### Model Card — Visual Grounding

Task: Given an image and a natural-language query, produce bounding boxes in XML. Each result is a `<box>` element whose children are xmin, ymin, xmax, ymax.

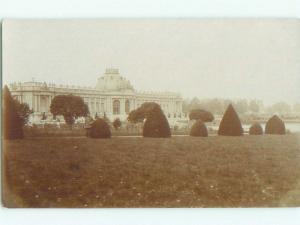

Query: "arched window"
<box><xmin>113</xmin><ymin>100</ymin><xmax>120</xmax><ymax>115</ymax></box>
<box><xmin>125</xmin><ymin>99</ymin><xmax>130</xmax><ymax>114</ymax></box>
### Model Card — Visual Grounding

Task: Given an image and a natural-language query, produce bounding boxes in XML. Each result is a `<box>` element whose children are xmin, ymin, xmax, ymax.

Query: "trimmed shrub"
<box><xmin>190</xmin><ymin>120</ymin><xmax>208</xmax><ymax>137</ymax></box>
<box><xmin>218</xmin><ymin>104</ymin><xmax>243</xmax><ymax>136</ymax></box>
<box><xmin>265</xmin><ymin>115</ymin><xmax>285</xmax><ymax>135</ymax></box>
<box><xmin>88</xmin><ymin>118</ymin><xmax>111</xmax><ymax>138</ymax></box>
<box><xmin>189</xmin><ymin>109</ymin><xmax>214</xmax><ymax>122</ymax></box>
<box><xmin>143</xmin><ymin>103</ymin><xmax>171</xmax><ymax>138</ymax></box>
<box><xmin>249</xmin><ymin>123</ymin><xmax>263</xmax><ymax>135</ymax></box>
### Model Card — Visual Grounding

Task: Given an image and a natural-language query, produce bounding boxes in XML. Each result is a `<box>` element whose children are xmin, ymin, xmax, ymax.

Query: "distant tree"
<box><xmin>182</xmin><ymin>98</ymin><xmax>191</xmax><ymax>113</ymax></box>
<box><xmin>204</xmin><ymin>98</ymin><xmax>224</xmax><ymax>115</ymax></box>
<box><xmin>3</xmin><ymin>85</ymin><xmax>24</xmax><ymax>139</ymax></box>
<box><xmin>218</xmin><ymin>104</ymin><xmax>243</xmax><ymax>136</ymax></box>
<box><xmin>249</xmin><ymin>100</ymin><xmax>261</xmax><ymax>113</ymax></box>
<box><xmin>190</xmin><ymin>120</ymin><xmax>208</xmax><ymax>137</ymax></box>
<box><xmin>267</xmin><ymin>102</ymin><xmax>291</xmax><ymax>115</ymax></box>
<box><xmin>293</xmin><ymin>103</ymin><xmax>300</xmax><ymax>114</ymax></box>
<box><xmin>50</xmin><ymin>95</ymin><xmax>89</xmax><ymax>126</ymax></box>
<box><xmin>222</xmin><ymin>100</ymin><xmax>233</xmax><ymax>113</ymax></box>
<box><xmin>249</xmin><ymin>123</ymin><xmax>263</xmax><ymax>135</ymax></box>
<box><xmin>189</xmin><ymin>97</ymin><xmax>202</xmax><ymax>110</ymax></box>
<box><xmin>234</xmin><ymin>99</ymin><xmax>248</xmax><ymax>114</ymax></box>
<box><xmin>113</xmin><ymin>118</ymin><xmax>122</xmax><ymax>130</ymax></box>
<box><xmin>189</xmin><ymin>109</ymin><xmax>214</xmax><ymax>122</ymax></box>
<box><xmin>87</xmin><ymin>118</ymin><xmax>111</xmax><ymax>138</ymax></box>
<box><xmin>265</xmin><ymin>115</ymin><xmax>285</xmax><ymax>135</ymax></box>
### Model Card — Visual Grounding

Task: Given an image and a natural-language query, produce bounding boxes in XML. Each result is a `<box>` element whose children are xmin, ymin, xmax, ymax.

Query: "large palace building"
<box><xmin>9</xmin><ymin>69</ymin><xmax>184</xmax><ymax>123</ymax></box>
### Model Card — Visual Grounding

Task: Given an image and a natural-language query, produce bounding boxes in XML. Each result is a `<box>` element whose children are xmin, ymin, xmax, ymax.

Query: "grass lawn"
<box><xmin>3</xmin><ymin>134</ymin><xmax>300</xmax><ymax>208</ymax></box>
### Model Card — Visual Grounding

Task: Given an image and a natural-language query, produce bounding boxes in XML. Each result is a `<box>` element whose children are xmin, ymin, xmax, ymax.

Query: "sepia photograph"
<box><xmin>2</xmin><ymin>18</ymin><xmax>300</xmax><ymax>208</ymax></box>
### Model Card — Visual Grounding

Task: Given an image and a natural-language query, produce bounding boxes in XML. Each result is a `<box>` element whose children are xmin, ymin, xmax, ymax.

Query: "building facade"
<box><xmin>9</xmin><ymin>69</ymin><xmax>184</xmax><ymax>123</ymax></box>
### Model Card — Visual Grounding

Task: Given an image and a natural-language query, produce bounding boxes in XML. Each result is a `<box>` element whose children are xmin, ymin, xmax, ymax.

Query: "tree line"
<box><xmin>183</xmin><ymin>97</ymin><xmax>300</xmax><ymax>115</ymax></box>
<box><xmin>3</xmin><ymin>85</ymin><xmax>296</xmax><ymax>140</ymax></box>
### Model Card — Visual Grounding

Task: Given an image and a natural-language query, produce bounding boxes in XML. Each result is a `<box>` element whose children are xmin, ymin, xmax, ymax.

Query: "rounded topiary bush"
<box><xmin>249</xmin><ymin>123</ymin><xmax>263</xmax><ymax>135</ymax></box>
<box><xmin>265</xmin><ymin>115</ymin><xmax>285</xmax><ymax>135</ymax></box>
<box><xmin>143</xmin><ymin>105</ymin><xmax>171</xmax><ymax>138</ymax></box>
<box><xmin>88</xmin><ymin>118</ymin><xmax>111</xmax><ymax>138</ymax></box>
<box><xmin>218</xmin><ymin>104</ymin><xmax>243</xmax><ymax>136</ymax></box>
<box><xmin>190</xmin><ymin>120</ymin><xmax>208</xmax><ymax>137</ymax></box>
<box><xmin>189</xmin><ymin>109</ymin><xmax>214</xmax><ymax>122</ymax></box>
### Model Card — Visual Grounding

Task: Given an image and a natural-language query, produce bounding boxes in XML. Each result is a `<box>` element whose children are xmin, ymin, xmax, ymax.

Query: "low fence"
<box><xmin>23</xmin><ymin>123</ymin><xmax>193</xmax><ymax>137</ymax></box>
<box><xmin>23</xmin><ymin>124</ymin><xmax>86</xmax><ymax>137</ymax></box>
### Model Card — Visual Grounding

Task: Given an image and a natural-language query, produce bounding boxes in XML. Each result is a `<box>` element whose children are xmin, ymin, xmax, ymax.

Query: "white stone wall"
<box><xmin>9</xmin><ymin>81</ymin><xmax>184</xmax><ymax>122</ymax></box>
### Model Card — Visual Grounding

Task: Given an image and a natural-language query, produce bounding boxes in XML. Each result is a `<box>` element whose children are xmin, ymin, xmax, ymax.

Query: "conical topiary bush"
<box><xmin>190</xmin><ymin>120</ymin><xmax>208</xmax><ymax>137</ymax></box>
<box><xmin>143</xmin><ymin>104</ymin><xmax>171</xmax><ymax>138</ymax></box>
<box><xmin>88</xmin><ymin>118</ymin><xmax>111</xmax><ymax>138</ymax></box>
<box><xmin>249</xmin><ymin>123</ymin><xmax>263</xmax><ymax>135</ymax></box>
<box><xmin>265</xmin><ymin>115</ymin><xmax>285</xmax><ymax>135</ymax></box>
<box><xmin>218</xmin><ymin>104</ymin><xmax>243</xmax><ymax>136</ymax></box>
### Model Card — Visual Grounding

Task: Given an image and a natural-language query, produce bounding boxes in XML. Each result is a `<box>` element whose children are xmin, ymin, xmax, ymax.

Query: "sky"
<box><xmin>2</xmin><ymin>19</ymin><xmax>300</xmax><ymax>105</ymax></box>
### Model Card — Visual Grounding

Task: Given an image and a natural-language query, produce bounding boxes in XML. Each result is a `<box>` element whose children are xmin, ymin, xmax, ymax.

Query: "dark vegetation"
<box><xmin>142</xmin><ymin>103</ymin><xmax>171</xmax><ymax>138</ymax></box>
<box><xmin>112</xmin><ymin>118</ymin><xmax>122</xmax><ymax>130</ymax></box>
<box><xmin>190</xmin><ymin>120</ymin><xmax>208</xmax><ymax>137</ymax></box>
<box><xmin>3</xmin><ymin>85</ymin><xmax>31</xmax><ymax>139</ymax></box>
<box><xmin>50</xmin><ymin>95</ymin><xmax>89</xmax><ymax>125</ymax></box>
<box><xmin>87</xmin><ymin>118</ymin><xmax>111</xmax><ymax>139</ymax></box>
<box><xmin>249</xmin><ymin>123</ymin><xmax>263</xmax><ymax>135</ymax></box>
<box><xmin>128</xmin><ymin>102</ymin><xmax>171</xmax><ymax>138</ymax></box>
<box><xmin>218</xmin><ymin>104</ymin><xmax>243</xmax><ymax>136</ymax></box>
<box><xmin>265</xmin><ymin>115</ymin><xmax>286</xmax><ymax>135</ymax></box>
<box><xmin>189</xmin><ymin>109</ymin><xmax>214</xmax><ymax>122</ymax></box>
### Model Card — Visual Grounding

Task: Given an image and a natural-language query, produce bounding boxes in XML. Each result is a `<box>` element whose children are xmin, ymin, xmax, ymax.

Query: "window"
<box><xmin>113</xmin><ymin>99</ymin><xmax>120</xmax><ymax>115</ymax></box>
<box><xmin>125</xmin><ymin>99</ymin><xmax>130</xmax><ymax>114</ymax></box>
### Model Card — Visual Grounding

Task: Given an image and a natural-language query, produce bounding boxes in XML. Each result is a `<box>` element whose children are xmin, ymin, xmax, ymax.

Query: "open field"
<box><xmin>3</xmin><ymin>135</ymin><xmax>300</xmax><ymax>207</ymax></box>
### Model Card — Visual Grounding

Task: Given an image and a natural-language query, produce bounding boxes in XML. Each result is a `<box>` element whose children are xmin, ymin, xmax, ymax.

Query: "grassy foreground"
<box><xmin>3</xmin><ymin>135</ymin><xmax>300</xmax><ymax>207</ymax></box>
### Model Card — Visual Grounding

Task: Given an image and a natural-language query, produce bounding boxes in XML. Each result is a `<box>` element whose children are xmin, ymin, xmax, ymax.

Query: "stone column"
<box><xmin>32</xmin><ymin>94</ymin><xmax>35</xmax><ymax>111</ymax></box>
<box><xmin>106</xmin><ymin>97</ymin><xmax>109</xmax><ymax>114</ymax></box>
<box><xmin>36</xmin><ymin>95</ymin><xmax>39</xmax><ymax>112</ymax></box>
<box><xmin>109</xmin><ymin>97</ymin><xmax>113</xmax><ymax>114</ymax></box>
<box><xmin>96</xmin><ymin>97</ymin><xmax>98</xmax><ymax>113</ymax></box>
<box><xmin>120</xmin><ymin>98</ymin><xmax>125</xmax><ymax>115</ymax></box>
<box><xmin>34</xmin><ymin>95</ymin><xmax>38</xmax><ymax>113</ymax></box>
<box><xmin>103</xmin><ymin>98</ymin><xmax>107</xmax><ymax>114</ymax></box>
<box><xmin>88</xmin><ymin>97</ymin><xmax>93</xmax><ymax>116</ymax></box>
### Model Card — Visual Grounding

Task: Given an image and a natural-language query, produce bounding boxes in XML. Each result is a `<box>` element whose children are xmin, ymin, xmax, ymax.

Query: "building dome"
<box><xmin>95</xmin><ymin>68</ymin><xmax>134</xmax><ymax>92</ymax></box>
